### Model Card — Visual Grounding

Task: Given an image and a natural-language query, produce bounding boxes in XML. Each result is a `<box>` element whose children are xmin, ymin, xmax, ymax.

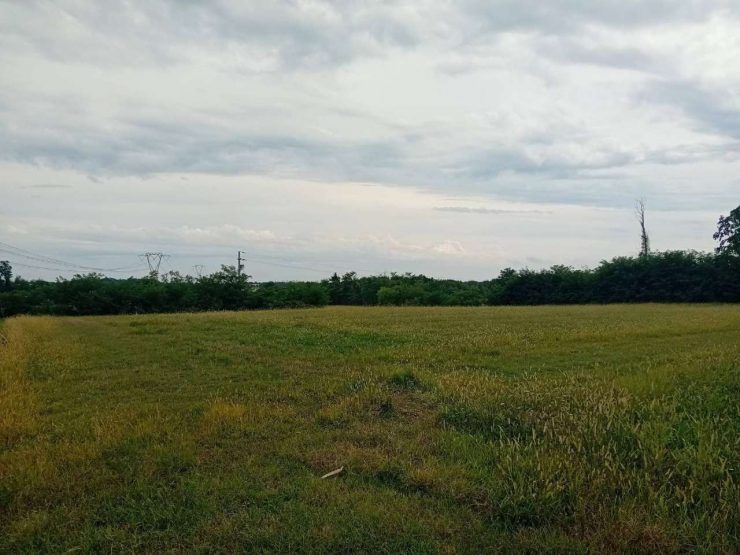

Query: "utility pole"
<box><xmin>193</xmin><ymin>264</ymin><xmax>205</xmax><ymax>278</ymax></box>
<box><xmin>237</xmin><ymin>251</ymin><xmax>245</xmax><ymax>276</ymax></box>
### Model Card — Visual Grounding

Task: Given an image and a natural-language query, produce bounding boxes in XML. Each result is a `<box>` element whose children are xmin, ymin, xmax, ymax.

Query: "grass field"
<box><xmin>1</xmin><ymin>306</ymin><xmax>739</xmax><ymax>553</ymax></box>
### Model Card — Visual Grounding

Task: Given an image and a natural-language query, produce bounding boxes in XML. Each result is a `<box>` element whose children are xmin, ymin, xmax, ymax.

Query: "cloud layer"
<box><xmin>0</xmin><ymin>1</ymin><xmax>738</xmax><ymax>278</ymax></box>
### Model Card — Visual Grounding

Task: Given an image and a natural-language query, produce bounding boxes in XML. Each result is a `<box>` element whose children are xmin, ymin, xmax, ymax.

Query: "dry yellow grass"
<box><xmin>0</xmin><ymin>317</ymin><xmax>46</xmax><ymax>450</ymax></box>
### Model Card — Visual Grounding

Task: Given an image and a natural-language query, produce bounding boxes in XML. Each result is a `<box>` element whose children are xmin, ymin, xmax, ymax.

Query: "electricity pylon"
<box><xmin>139</xmin><ymin>252</ymin><xmax>169</xmax><ymax>274</ymax></box>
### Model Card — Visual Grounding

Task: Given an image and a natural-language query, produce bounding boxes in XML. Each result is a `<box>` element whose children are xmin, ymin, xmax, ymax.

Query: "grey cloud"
<box><xmin>1</xmin><ymin>0</ymin><xmax>738</xmax><ymax>215</ymax></box>
<box><xmin>442</xmin><ymin>1</ymin><xmax>738</xmax><ymax>81</ymax></box>
<box><xmin>0</xmin><ymin>111</ymin><xmax>407</xmax><ymax>181</ymax></box>
<box><xmin>533</xmin><ymin>36</ymin><xmax>659</xmax><ymax>73</ymax></box>
<box><xmin>460</xmin><ymin>0</ymin><xmax>737</xmax><ymax>36</ymax></box>
<box><xmin>642</xmin><ymin>142</ymin><xmax>740</xmax><ymax>165</ymax></box>
<box><xmin>0</xmin><ymin>1</ymin><xmax>423</xmax><ymax>70</ymax></box>
<box><xmin>165</xmin><ymin>2</ymin><xmax>421</xmax><ymax>70</ymax></box>
<box><xmin>21</xmin><ymin>184</ymin><xmax>72</xmax><ymax>189</ymax></box>
<box><xmin>458</xmin><ymin>145</ymin><xmax>637</xmax><ymax>182</ymax></box>
<box><xmin>0</xmin><ymin>105</ymin><xmax>634</xmax><ymax>193</ymax></box>
<box><xmin>4</xmin><ymin>1</ymin><xmax>736</xmax><ymax>72</ymax></box>
<box><xmin>642</xmin><ymin>79</ymin><xmax>740</xmax><ymax>142</ymax></box>
<box><xmin>0</xmin><ymin>103</ymin><xmax>733</xmax><ymax>212</ymax></box>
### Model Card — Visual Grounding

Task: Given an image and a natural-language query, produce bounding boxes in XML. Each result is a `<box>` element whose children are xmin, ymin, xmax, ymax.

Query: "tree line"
<box><xmin>1</xmin><ymin>205</ymin><xmax>738</xmax><ymax>317</ymax></box>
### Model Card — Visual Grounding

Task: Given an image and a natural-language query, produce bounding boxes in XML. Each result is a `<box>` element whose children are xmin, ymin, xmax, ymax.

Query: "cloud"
<box><xmin>458</xmin><ymin>0</ymin><xmax>737</xmax><ymax>36</ymax></box>
<box><xmin>0</xmin><ymin>110</ymin><xmax>404</xmax><ymax>180</ymax></box>
<box><xmin>1</xmin><ymin>0</ymin><xmax>739</xmax><ymax>281</ymax></box>
<box><xmin>20</xmin><ymin>184</ymin><xmax>72</xmax><ymax>189</ymax></box>
<box><xmin>360</xmin><ymin>235</ymin><xmax>473</xmax><ymax>260</ymax></box>
<box><xmin>433</xmin><ymin>240</ymin><xmax>467</xmax><ymax>255</ymax></box>
<box><xmin>20</xmin><ymin>223</ymin><xmax>284</xmax><ymax>250</ymax></box>
<box><xmin>2</xmin><ymin>90</ymin><xmax>731</xmax><ymax>209</ymax></box>
<box><xmin>435</xmin><ymin>206</ymin><xmax>550</xmax><ymax>215</ymax></box>
<box><xmin>0</xmin><ymin>1</ymin><xmax>423</xmax><ymax>70</ymax></box>
<box><xmin>533</xmin><ymin>36</ymin><xmax>658</xmax><ymax>73</ymax></box>
<box><xmin>642</xmin><ymin>79</ymin><xmax>740</xmax><ymax>142</ymax></box>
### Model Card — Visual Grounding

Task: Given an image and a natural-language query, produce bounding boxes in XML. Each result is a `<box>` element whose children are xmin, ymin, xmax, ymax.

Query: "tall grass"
<box><xmin>0</xmin><ymin>317</ymin><xmax>43</xmax><ymax>450</ymax></box>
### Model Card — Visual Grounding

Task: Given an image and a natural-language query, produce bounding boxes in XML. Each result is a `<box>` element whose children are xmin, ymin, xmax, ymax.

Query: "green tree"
<box><xmin>325</xmin><ymin>272</ymin><xmax>343</xmax><ymax>304</ymax></box>
<box><xmin>340</xmin><ymin>271</ymin><xmax>361</xmax><ymax>304</ymax></box>
<box><xmin>0</xmin><ymin>261</ymin><xmax>12</xmax><ymax>290</ymax></box>
<box><xmin>195</xmin><ymin>265</ymin><xmax>252</xmax><ymax>310</ymax></box>
<box><xmin>714</xmin><ymin>205</ymin><xmax>740</xmax><ymax>256</ymax></box>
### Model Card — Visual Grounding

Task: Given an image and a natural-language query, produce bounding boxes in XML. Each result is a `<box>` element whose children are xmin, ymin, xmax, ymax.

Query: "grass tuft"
<box><xmin>388</xmin><ymin>370</ymin><xmax>422</xmax><ymax>390</ymax></box>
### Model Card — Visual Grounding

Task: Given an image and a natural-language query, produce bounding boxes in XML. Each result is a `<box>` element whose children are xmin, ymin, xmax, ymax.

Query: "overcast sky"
<box><xmin>1</xmin><ymin>1</ymin><xmax>739</xmax><ymax>280</ymax></box>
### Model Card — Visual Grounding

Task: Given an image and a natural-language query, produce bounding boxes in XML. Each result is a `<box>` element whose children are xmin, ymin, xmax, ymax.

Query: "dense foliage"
<box><xmin>714</xmin><ymin>205</ymin><xmax>740</xmax><ymax>256</ymax></box>
<box><xmin>0</xmin><ymin>266</ymin><xmax>329</xmax><ymax>317</ymax></box>
<box><xmin>1</xmin><ymin>249</ymin><xmax>739</xmax><ymax>317</ymax></box>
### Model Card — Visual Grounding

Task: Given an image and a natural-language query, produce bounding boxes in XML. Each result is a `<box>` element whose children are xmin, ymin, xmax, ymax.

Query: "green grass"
<box><xmin>1</xmin><ymin>305</ymin><xmax>739</xmax><ymax>553</ymax></box>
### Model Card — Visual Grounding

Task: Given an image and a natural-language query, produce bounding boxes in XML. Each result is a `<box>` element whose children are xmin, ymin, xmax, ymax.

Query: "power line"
<box><xmin>245</xmin><ymin>252</ymin><xmax>375</xmax><ymax>274</ymax></box>
<box><xmin>0</xmin><ymin>241</ymin><xmax>144</xmax><ymax>273</ymax></box>
<box><xmin>247</xmin><ymin>257</ymin><xmax>328</xmax><ymax>274</ymax></box>
<box><xmin>5</xmin><ymin>259</ymin><xmax>145</xmax><ymax>275</ymax></box>
<box><xmin>182</xmin><ymin>251</ymin><xmax>359</xmax><ymax>275</ymax></box>
<box><xmin>0</xmin><ymin>239</ymin><xmax>374</xmax><ymax>279</ymax></box>
<box><xmin>232</xmin><ymin>250</ymin><xmax>333</xmax><ymax>276</ymax></box>
<box><xmin>0</xmin><ymin>242</ymin><xmax>100</xmax><ymax>269</ymax></box>
<box><xmin>4</xmin><ymin>260</ymin><xmax>81</xmax><ymax>273</ymax></box>
<box><xmin>0</xmin><ymin>246</ymin><xmax>96</xmax><ymax>270</ymax></box>
<box><xmin>0</xmin><ymin>250</ymin><xmax>145</xmax><ymax>273</ymax></box>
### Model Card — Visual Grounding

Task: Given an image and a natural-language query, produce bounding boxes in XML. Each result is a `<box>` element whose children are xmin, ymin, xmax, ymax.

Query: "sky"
<box><xmin>1</xmin><ymin>1</ymin><xmax>739</xmax><ymax>281</ymax></box>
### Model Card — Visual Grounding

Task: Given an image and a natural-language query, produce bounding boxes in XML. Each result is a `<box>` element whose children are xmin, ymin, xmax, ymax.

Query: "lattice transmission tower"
<box><xmin>139</xmin><ymin>252</ymin><xmax>169</xmax><ymax>274</ymax></box>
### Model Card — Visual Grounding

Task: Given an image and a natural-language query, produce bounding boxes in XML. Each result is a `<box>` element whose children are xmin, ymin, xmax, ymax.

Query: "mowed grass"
<box><xmin>1</xmin><ymin>306</ymin><xmax>739</xmax><ymax>553</ymax></box>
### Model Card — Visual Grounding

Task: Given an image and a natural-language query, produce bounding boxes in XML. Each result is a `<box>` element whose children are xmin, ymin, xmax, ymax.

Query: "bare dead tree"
<box><xmin>635</xmin><ymin>198</ymin><xmax>650</xmax><ymax>257</ymax></box>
